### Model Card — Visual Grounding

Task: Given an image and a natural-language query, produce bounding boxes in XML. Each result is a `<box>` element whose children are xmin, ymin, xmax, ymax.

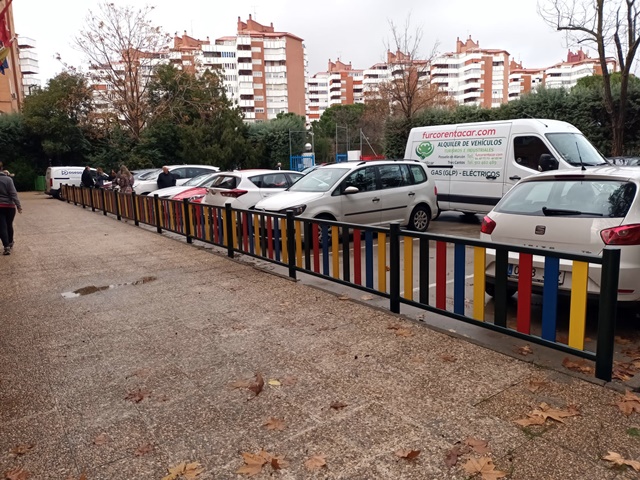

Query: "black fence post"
<box><xmin>389</xmin><ymin>223</ymin><xmax>401</xmax><ymax>314</ymax></box>
<box><xmin>114</xmin><ymin>192</ymin><xmax>121</xmax><ymax>221</ymax></box>
<box><xmin>286</xmin><ymin>210</ymin><xmax>296</xmax><ymax>280</ymax></box>
<box><xmin>595</xmin><ymin>247</ymin><xmax>620</xmax><ymax>382</ymax></box>
<box><xmin>81</xmin><ymin>187</ymin><xmax>86</xmax><ymax>209</ymax></box>
<box><xmin>132</xmin><ymin>192</ymin><xmax>139</xmax><ymax>226</ymax></box>
<box><xmin>153</xmin><ymin>194</ymin><xmax>162</xmax><ymax>233</ymax></box>
<box><xmin>494</xmin><ymin>249</ymin><xmax>509</xmax><ymax>328</ymax></box>
<box><xmin>101</xmin><ymin>188</ymin><xmax>107</xmax><ymax>216</ymax></box>
<box><xmin>90</xmin><ymin>187</ymin><xmax>95</xmax><ymax>212</ymax></box>
<box><xmin>183</xmin><ymin>198</ymin><xmax>193</xmax><ymax>244</ymax></box>
<box><xmin>225</xmin><ymin>202</ymin><xmax>234</xmax><ymax>258</ymax></box>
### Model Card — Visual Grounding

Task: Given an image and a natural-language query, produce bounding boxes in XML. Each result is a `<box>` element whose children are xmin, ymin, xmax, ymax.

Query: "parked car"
<box><xmin>153</xmin><ymin>172</ymin><xmax>221</xmax><ymax>199</ymax></box>
<box><xmin>201</xmin><ymin>170</ymin><xmax>304</xmax><ymax>210</ymax></box>
<box><xmin>254</xmin><ymin>160</ymin><xmax>438</xmax><ymax>232</ymax></box>
<box><xmin>480</xmin><ymin>166</ymin><xmax>640</xmax><ymax>303</ymax></box>
<box><xmin>134</xmin><ymin>165</ymin><xmax>220</xmax><ymax>195</ymax></box>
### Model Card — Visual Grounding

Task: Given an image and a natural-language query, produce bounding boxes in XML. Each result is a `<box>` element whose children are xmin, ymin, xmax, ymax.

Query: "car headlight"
<box><xmin>188</xmin><ymin>194</ymin><xmax>205</xmax><ymax>202</ymax></box>
<box><xmin>279</xmin><ymin>204</ymin><xmax>306</xmax><ymax>215</ymax></box>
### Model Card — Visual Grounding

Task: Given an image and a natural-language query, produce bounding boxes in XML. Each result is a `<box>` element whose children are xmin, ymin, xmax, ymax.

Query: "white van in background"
<box><xmin>404</xmin><ymin>119</ymin><xmax>609</xmax><ymax>215</ymax></box>
<box><xmin>45</xmin><ymin>167</ymin><xmax>108</xmax><ymax>199</ymax></box>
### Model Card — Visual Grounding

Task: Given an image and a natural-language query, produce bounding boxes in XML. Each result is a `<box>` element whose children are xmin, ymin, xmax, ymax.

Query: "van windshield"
<box><xmin>545</xmin><ymin>133</ymin><xmax>608</xmax><ymax>167</ymax></box>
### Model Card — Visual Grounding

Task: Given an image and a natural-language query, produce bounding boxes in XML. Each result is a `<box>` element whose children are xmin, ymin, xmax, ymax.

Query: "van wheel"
<box><xmin>485</xmin><ymin>282</ymin><xmax>517</xmax><ymax>298</ymax></box>
<box><xmin>409</xmin><ymin>205</ymin><xmax>431</xmax><ymax>232</ymax></box>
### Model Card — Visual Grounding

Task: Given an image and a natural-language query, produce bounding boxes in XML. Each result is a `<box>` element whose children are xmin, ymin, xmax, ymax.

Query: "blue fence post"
<box><xmin>389</xmin><ymin>223</ymin><xmax>401</xmax><ymax>314</ymax></box>
<box><xmin>595</xmin><ymin>247</ymin><xmax>620</xmax><ymax>382</ymax></box>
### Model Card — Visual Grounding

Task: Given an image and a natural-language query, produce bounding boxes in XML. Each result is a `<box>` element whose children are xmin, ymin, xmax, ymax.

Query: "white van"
<box><xmin>404</xmin><ymin>119</ymin><xmax>609</xmax><ymax>215</ymax></box>
<box><xmin>45</xmin><ymin>167</ymin><xmax>108</xmax><ymax>199</ymax></box>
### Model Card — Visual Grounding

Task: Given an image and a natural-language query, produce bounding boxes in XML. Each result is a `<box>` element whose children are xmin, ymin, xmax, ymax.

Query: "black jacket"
<box><xmin>157</xmin><ymin>171</ymin><xmax>176</xmax><ymax>189</ymax></box>
<box><xmin>81</xmin><ymin>169</ymin><xmax>95</xmax><ymax>188</ymax></box>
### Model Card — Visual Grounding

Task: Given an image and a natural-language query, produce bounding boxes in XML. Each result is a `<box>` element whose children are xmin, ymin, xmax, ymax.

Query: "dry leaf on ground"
<box><xmin>444</xmin><ymin>445</ymin><xmax>462</xmax><ymax>468</ymax></box>
<box><xmin>615</xmin><ymin>336</ymin><xmax>633</xmax><ymax>345</ymax></box>
<box><xmin>263</xmin><ymin>417</ymin><xmax>286</xmax><ymax>431</ymax></box>
<box><xmin>516</xmin><ymin>345</ymin><xmax>533</xmax><ymax>356</ymax></box>
<box><xmin>395</xmin><ymin>449</ymin><xmax>420</xmax><ymax>460</ymax></box>
<box><xmin>93</xmin><ymin>433</ymin><xmax>110</xmax><ymax>446</ymax></box>
<box><xmin>236</xmin><ymin>452</ymin><xmax>267</xmax><ymax>476</ymax></box>
<box><xmin>527</xmin><ymin>378</ymin><xmax>549</xmax><ymax>393</ymax></box>
<box><xmin>162</xmin><ymin>461</ymin><xmax>204</xmax><ymax>480</ymax></box>
<box><xmin>395</xmin><ymin>328</ymin><xmax>413</xmax><ymax>337</ymax></box>
<box><xmin>248</xmin><ymin>373</ymin><xmax>264</xmax><ymax>397</ymax></box>
<box><xmin>267</xmin><ymin>379</ymin><xmax>281</xmax><ymax>387</ymax></box>
<box><xmin>463</xmin><ymin>457</ymin><xmax>507</xmax><ymax>480</ymax></box>
<box><xmin>623</xmin><ymin>347</ymin><xmax>640</xmax><ymax>360</ymax></box>
<box><xmin>125</xmin><ymin>388</ymin><xmax>151</xmax><ymax>403</ymax></box>
<box><xmin>134</xmin><ymin>443</ymin><xmax>154</xmax><ymax>456</ymax></box>
<box><xmin>616</xmin><ymin>390</ymin><xmax>640</xmax><ymax>416</ymax></box>
<box><xmin>514</xmin><ymin>402</ymin><xmax>580</xmax><ymax>427</ymax></box>
<box><xmin>9</xmin><ymin>444</ymin><xmax>34</xmax><ymax>456</ymax></box>
<box><xmin>562</xmin><ymin>357</ymin><xmax>594</xmax><ymax>375</ymax></box>
<box><xmin>465</xmin><ymin>437</ymin><xmax>491</xmax><ymax>455</ymax></box>
<box><xmin>602</xmin><ymin>451</ymin><xmax>640</xmax><ymax>471</ymax></box>
<box><xmin>305</xmin><ymin>454</ymin><xmax>327</xmax><ymax>471</ymax></box>
<box><xmin>613</xmin><ymin>362</ymin><xmax>638</xmax><ymax>381</ymax></box>
<box><xmin>4</xmin><ymin>467</ymin><xmax>30</xmax><ymax>480</ymax></box>
<box><xmin>338</xmin><ymin>295</ymin><xmax>350</xmax><ymax>300</ymax></box>
<box><xmin>360</xmin><ymin>295</ymin><xmax>374</xmax><ymax>301</ymax></box>
<box><xmin>330</xmin><ymin>401</ymin><xmax>348</xmax><ymax>410</ymax></box>
<box><xmin>439</xmin><ymin>354</ymin><xmax>457</xmax><ymax>362</ymax></box>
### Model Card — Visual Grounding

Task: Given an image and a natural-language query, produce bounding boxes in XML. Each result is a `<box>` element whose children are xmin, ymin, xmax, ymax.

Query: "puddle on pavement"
<box><xmin>61</xmin><ymin>276</ymin><xmax>157</xmax><ymax>299</ymax></box>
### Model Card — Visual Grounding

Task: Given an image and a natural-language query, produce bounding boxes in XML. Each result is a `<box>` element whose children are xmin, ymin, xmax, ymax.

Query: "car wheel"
<box><xmin>485</xmin><ymin>281</ymin><xmax>517</xmax><ymax>298</ymax></box>
<box><xmin>315</xmin><ymin>214</ymin><xmax>336</xmax><ymax>244</ymax></box>
<box><xmin>409</xmin><ymin>204</ymin><xmax>432</xmax><ymax>232</ymax></box>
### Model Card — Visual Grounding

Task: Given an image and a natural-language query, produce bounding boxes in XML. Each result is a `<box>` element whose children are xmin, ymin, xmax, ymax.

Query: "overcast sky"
<box><xmin>14</xmin><ymin>0</ymin><xmax>581</xmax><ymax>84</ymax></box>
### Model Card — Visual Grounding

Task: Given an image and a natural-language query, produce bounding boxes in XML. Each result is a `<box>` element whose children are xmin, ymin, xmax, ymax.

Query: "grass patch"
<box><xmin>627</xmin><ymin>427</ymin><xmax>640</xmax><ymax>438</ymax></box>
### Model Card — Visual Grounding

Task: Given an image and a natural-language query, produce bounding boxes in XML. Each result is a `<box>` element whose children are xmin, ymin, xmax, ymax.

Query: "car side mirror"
<box><xmin>344</xmin><ymin>186</ymin><xmax>359</xmax><ymax>194</ymax></box>
<box><xmin>538</xmin><ymin>154</ymin><xmax>559</xmax><ymax>172</ymax></box>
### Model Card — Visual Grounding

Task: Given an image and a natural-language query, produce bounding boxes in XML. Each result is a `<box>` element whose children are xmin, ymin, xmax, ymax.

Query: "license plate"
<box><xmin>507</xmin><ymin>264</ymin><xmax>565</xmax><ymax>286</ymax></box>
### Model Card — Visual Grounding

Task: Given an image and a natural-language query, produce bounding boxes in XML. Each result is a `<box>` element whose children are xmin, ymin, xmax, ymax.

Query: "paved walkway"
<box><xmin>1</xmin><ymin>192</ymin><xmax>639</xmax><ymax>479</ymax></box>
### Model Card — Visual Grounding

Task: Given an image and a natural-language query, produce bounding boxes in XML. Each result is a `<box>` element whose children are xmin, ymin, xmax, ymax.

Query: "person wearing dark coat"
<box><xmin>157</xmin><ymin>166</ymin><xmax>176</xmax><ymax>190</ymax></box>
<box><xmin>81</xmin><ymin>166</ymin><xmax>95</xmax><ymax>188</ymax></box>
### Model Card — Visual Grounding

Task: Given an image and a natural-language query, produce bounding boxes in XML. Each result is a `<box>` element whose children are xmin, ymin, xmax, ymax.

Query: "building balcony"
<box><xmin>17</xmin><ymin>36</ymin><xmax>36</xmax><ymax>49</ymax></box>
<box><xmin>19</xmin><ymin>60</ymin><xmax>39</xmax><ymax>75</ymax></box>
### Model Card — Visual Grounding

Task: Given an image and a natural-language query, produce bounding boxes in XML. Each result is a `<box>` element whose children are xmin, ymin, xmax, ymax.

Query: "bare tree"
<box><xmin>539</xmin><ymin>0</ymin><xmax>640</xmax><ymax>155</ymax></box>
<box><xmin>371</xmin><ymin>18</ymin><xmax>451</xmax><ymax>120</ymax></box>
<box><xmin>75</xmin><ymin>2</ymin><xmax>170</xmax><ymax>140</ymax></box>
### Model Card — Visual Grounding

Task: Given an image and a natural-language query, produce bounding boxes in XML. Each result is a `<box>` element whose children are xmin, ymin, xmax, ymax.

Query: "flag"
<box><xmin>0</xmin><ymin>0</ymin><xmax>13</xmax><ymax>47</ymax></box>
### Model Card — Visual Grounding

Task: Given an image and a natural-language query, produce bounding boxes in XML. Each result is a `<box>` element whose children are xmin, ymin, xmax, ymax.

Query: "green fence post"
<box><xmin>595</xmin><ymin>247</ymin><xmax>620</xmax><ymax>382</ymax></box>
<box><xmin>389</xmin><ymin>223</ymin><xmax>401</xmax><ymax>314</ymax></box>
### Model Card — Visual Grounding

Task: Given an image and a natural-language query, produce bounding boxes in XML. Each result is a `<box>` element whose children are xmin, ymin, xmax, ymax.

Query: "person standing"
<box><xmin>157</xmin><ymin>166</ymin><xmax>176</xmax><ymax>190</ymax></box>
<box><xmin>117</xmin><ymin>165</ymin><xmax>135</xmax><ymax>194</ymax></box>
<box><xmin>0</xmin><ymin>169</ymin><xmax>22</xmax><ymax>255</ymax></box>
<box><xmin>95</xmin><ymin>167</ymin><xmax>105</xmax><ymax>188</ymax></box>
<box><xmin>81</xmin><ymin>166</ymin><xmax>95</xmax><ymax>188</ymax></box>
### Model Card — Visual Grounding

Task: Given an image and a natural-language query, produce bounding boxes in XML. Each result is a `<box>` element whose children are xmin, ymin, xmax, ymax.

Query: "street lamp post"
<box><xmin>335</xmin><ymin>125</ymin><xmax>349</xmax><ymax>163</ymax></box>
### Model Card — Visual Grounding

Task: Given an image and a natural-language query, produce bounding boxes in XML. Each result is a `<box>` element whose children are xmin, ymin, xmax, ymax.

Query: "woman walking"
<box><xmin>116</xmin><ymin>166</ymin><xmax>135</xmax><ymax>194</ymax></box>
<box><xmin>0</xmin><ymin>169</ymin><xmax>22</xmax><ymax>255</ymax></box>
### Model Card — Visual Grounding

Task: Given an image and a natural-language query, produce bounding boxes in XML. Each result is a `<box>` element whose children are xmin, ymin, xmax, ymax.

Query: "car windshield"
<box><xmin>138</xmin><ymin>169</ymin><xmax>161</xmax><ymax>180</ymax></box>
<box><xmin>196</xmin><ymin>173</ymin><xmax>221</xmax><ymax>187</ymax></box>
<box><xmin>495</xmin><ymin>179</ymin><xmax>636</xmax><ymax>218</ymax></box>
<box><xmin>545</xmin><ymin>133</ymin><xmax>608</xmax><ymax>167</ymax></box>
<box><xmin>184</xmin><ymin>173</ymin><xmax>213</xmax><ymax>186</ymax></box>
<box><xmin>288</xmin><ymin>168</ymin><xmax>349</xmax><ymax>192</ymax></box>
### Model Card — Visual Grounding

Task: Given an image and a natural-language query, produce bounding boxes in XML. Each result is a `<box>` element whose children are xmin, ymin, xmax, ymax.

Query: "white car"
<box><xmin>134</xmin><ymin>165</ymin><xmax>219</xmax><ymax>195</ymax></box>
<box><xmin>201</xmin><ymin>169</ymin><xmax>304</xmax><ymax>209</ymax></box>
<box><xmin>254</xmin><ymin>160</ymin><xmax>438</xmax><ymax>231</ymax></box>
<box><xmin>481</xmin><ymin>166</ymin><xmax>640</xmax><ymax>303</ymax></box>
<box><xmin>152</xmin><ymin>172</ymin><xmax>221</xmax><ymax>199</ymax></box>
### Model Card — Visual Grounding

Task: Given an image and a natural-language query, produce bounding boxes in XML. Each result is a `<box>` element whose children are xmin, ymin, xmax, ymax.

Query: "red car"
<box><xmin>171</xmin><ymin>187</ymin><xmax>208</xmax><ymax>203</ymax></box>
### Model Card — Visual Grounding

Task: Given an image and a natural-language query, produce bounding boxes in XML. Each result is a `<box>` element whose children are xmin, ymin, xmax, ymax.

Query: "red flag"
<box><xmin>0</xmin><ymin>0</ymin><xmax>13</xmax><ymax>47</ymax></box>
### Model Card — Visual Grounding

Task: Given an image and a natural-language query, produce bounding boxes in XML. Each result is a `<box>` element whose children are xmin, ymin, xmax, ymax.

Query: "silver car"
<box><xmin>481</xmin><ymin>166</ymin><xmax>640</xmax><ymax>303</ymax></box>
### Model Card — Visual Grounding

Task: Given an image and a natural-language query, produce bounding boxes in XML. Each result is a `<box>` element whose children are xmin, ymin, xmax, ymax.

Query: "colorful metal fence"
<box><xmin>62</xmin><ymin>185</ymin><xmax>620</xmax><ymax>381</ymax></box>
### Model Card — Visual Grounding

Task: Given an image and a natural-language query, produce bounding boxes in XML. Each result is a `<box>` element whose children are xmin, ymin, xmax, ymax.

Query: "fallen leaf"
<box><xmin>248</xmin><ymin>373</ymin><xmax>264</xmax><ymax>397</ymax></box>
<box><xmin>463</xmin><ymin>457</ymin><xmax>507</xmax><ymax>480</ymax></box>
<box><xmin>263</xmin><ymin>417</ymin><xmax>286</xmax><ymax>431</ymax></box>
<box><xmin>93</xmin><ymin>433</ymin><xmax>110</xmax><ymax>446</ymax></box>
<box><xmin>615</xmin><ymin>336</ymin><xmax>633</xmax><ymax>345</ymax></box>
<box><xmin>603</xmin><ymin>451</ymin><xmax>640</xmax><ymax>471</ymax></box>
<box><xmin>338</xmin><ymin>295</ymin><xmax>350</xmax><ymax>300</ymax></box>
<box><xmin>439</xmin><ymin>354</ymin><xmax>457</xmax><ymax>362</ymax></box>
<box><xmin>516</xmin><ymin>345</ymin><xmax>533</xmax><ymax>356</ymax></box>
<box><xmin>330</xmin><ymin>401</ymin><xmax>348</xmax><ymax>410</ymax></box>
<box><xmin>65</xmin><ymin>472</ymin><xmax>88</xmax><ymax>480</ymax></box>
<box><xmin>395</xmin><ymin>328</ymin><xmax>413</xmax><ymax>337</ymax></box>
<box><xmin>267</xmin><ymin>379</ymin><xmax>281</xmax><ymax>387</ymax></box>
<box><xmin>562</xmin><ymin>357</ymin><xmax>594</xmax><ymax>375</ymax></box>
<box><xmin>395</xmin><ymin>449</ymin><xmax>420</xmax><ymax>460</ymax></box>
<box><xmin>271</xmin><ymin>457</ymin><xmax>289</xmax><ymax>470</ymax></box>
<box><xmin>623</xmin><ymin>347</ymin><xmax>640</xmax><ymax>360</ymax></box>
<box><xmin>465</xmin><ymin>437</ymin><xmax>491</xmax><ymax>455</ymax></box>
<box><xmin>125</xmin><ymin>388</ymin><xmax>151</xmax><ymax>403</ymax></box>
<box><xmin>9</xmin><ymin>444</ymin><xmax>34</xmax><ymax>456</ymax></box>
<box><xmin>444</xmin><ymin>445</ymin><xmax>462</xmax><ymax>468</ymax></box>
<box><xmin>360</xmin><ymin>294</ymin><xmax>374</xmax><ymax>301</ymax></box>
<box><xmin>236</xmin><ymin>452</ymin><xmax>267</xmax><ymax>476</ymax></box>
<box><xmin>281</xmin><ymin>375</ymin><xmax>297</xmax><ymax>386</ymax></box>
<box><xmin>4</xmin><ymin>467</ymin><xmax>30</xmax><ymax>480</ymax></box>
<box><xmin>134</xmin><ymin>443</ymin><xmax>154</xmax><ymax>456</ymax></box>
<box><xmin>527</xmin><ymin>378</ymin><xmax>549</xmax><ymax>393</ymax></box>
<box><xmin>515</xmin><ymin>402</ymin><xmax>580</xmax><ymax>426</ymax></box>
<box><xmin>304</xmin><ymin>454</ymin><xmax>327</xmax><ymax>471</ymax></box>
<box><xmin>616</xmin><ymin>390</ymin><xmax>640</xmax><ymax>416</ymax></box>
<box><xmin>162</xmin><ymin>461</ymin><xmax>204</xmax><ymax>480</ymax></box>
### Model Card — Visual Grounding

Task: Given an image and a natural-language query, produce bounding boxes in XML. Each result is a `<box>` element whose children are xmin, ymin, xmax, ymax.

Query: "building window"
<box><xmin>255</xmin><ymin>95</ymin><xmax>264</xmax><ymax>102</ymax></box>
<box><xmin>252</xmin><ymin>59</ymin><xmax>262</xmax><ymax>65</ymax></box>
<box><xmin>254</xmin><ymin>83</ymin><xmax>263</xmax><ymax>89</ymax></box>
<box><xmin>253</xmin><ymin>70</ymin><xmax>263</xmax><ymax>77</ymax></box>
<box><xmin>256</xmin><ymin>107</ymin><xmax>264</xmax><ymax>113</ymax></box>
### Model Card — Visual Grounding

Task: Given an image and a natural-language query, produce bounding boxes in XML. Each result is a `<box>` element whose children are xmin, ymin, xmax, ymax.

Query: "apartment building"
<box><xmin>0</xmin><ymin>0</ymin><xmax>22</xmax><ymax>114</ymax></box>
<box><xmin>544</xmin><ymin>49</ymin><xmax>616</xmax><ymax>90</ymax></box>
<box><xmin>18</xmin><ymin>35</ymin><xmax>39</xmax><ymax>96</ymax></box>
<box><xmin>307</xmin><ymin>59</ymin><xmax>363</xmax><ymax>122</ymax></box>
<box><xmin>507</xmin><ymin>59</ymin><xmax>544</xmax><ymax>101</ymax></box>
<box><xmin>430</xmin><ymin>36</ymin><xmax>510</xmax><ymax>108</ymax></box>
